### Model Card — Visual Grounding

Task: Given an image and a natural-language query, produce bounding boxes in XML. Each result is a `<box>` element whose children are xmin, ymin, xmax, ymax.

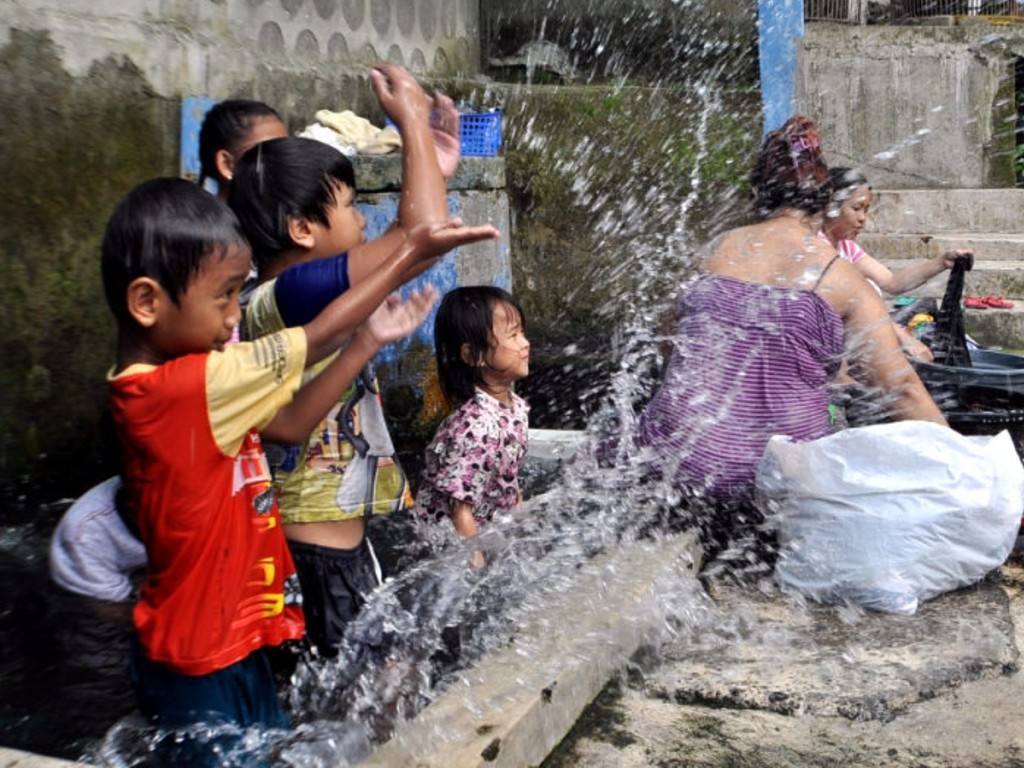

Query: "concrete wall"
<box><xmin>796</xmin><ymin>21</ymin><xmax>1021</xmax><ymax>188</ymax></box>
<box><xmin>2</xmin><ymin>0</ymin><xmax>480</xmax><ymax>94</ymax></box>
<box><xmin>0</xmin><ymin>0</ymin><xmax>499</xmax><ymax>498</ymax></box>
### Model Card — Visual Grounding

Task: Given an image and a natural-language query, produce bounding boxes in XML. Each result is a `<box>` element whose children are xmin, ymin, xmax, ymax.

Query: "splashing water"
<box><xmin>3</xmin><ymin>5</ymin><xmax>969</xmax><ymax>764</ymax></box>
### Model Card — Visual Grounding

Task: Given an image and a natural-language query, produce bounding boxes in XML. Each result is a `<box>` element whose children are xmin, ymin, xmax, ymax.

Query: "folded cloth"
<box><xmin>314</xmin><ymin>109</ymin><xmax>402</xmax><ymax>154</ymax></box>
<box><xmin>297</xmin><ymin>123</ymin><xmax>357</xmax><ymax>156</ymax></box>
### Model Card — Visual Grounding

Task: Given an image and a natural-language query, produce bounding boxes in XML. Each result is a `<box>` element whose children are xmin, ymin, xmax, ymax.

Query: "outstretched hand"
<box><xmin>405</xmin><ymin>218</ymin><xmax>500</xmax><ymax>264</ymax></box>
<box><xmin>431</xmin><ymin>92</ymin><xmax>461</xmax><ymax>181</ymax></box>
<box><xmin>362</xmin><ymin>286</ymin><xmax>440</xmax><ymax>347</ymax></box>
<box><xmin>371</xmin><ymin>64</ymin><xmax>431</xmax><ymax>130</ymax></box>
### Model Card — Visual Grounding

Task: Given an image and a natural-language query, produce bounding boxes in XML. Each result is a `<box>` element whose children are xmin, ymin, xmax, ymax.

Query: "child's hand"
<box><xmin>431</xmin><ymin>93</ymin><xmax>461</xmax><ymax>181</ymax></box>
<box><xmin>405</xmin><ymin>218</ymin><xmax>500</xmax><ymax>263</ymax></box>
<box><xmin>370</xmin><ymin>64</ymin><xmax>431</xmax><ymax>130</ymax></box>
<box><xmin>361</xmin><ymin>286</ymin><xmax>440</xmax><ymax>347</ymax></box>
<box><xmin>469</xmin><ymin>549</ymin><xmax>485</xmax><ymax>569</ymax></box>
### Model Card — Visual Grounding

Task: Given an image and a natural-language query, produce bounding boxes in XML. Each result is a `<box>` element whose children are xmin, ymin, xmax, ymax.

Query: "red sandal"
<box><xmin>984</xmin><ymin>296</ymin><xmax>1014</xmax><ymax>309</ymax></box>
<box><xmin>964</xmin><ymin>296</ymin><xmax>989</xmax><ymax>309</ymax></box>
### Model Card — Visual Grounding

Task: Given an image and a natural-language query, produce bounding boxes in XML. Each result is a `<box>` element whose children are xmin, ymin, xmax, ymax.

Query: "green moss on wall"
<box><xmin>462</xmin><ymin>83</ymin><xmax>759</xmax><ymax>425</ymax></box>
<box><xmin>0</xmin><ymin>29</ymin><xmax>177</xmax><ymax>503</ymax></box>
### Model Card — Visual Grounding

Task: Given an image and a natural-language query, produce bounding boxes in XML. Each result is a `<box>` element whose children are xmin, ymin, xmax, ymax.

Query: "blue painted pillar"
<box><xmin>758</xmin><ymin>0</ymin><xmax>804</xmax><ymax>134</ymax></box>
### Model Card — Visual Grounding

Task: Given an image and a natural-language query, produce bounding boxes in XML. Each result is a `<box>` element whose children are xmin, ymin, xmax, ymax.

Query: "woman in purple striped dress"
<box><xmin>637</xmin><ymin>116</ymin><xmax>946</xmax><ymax>579</ymax></box>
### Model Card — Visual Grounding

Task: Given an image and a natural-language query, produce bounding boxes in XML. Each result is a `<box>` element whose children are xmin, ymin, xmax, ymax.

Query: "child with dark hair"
<box><xmin>102</xmin><ymin>175</ymin><xmax>489</xmax><ymax>765</ymax></box>
<box><xmin>198</xmin><ymin>99</ymin><xmax>288</xmax><ymax>199</ymax></box>
<box><xmin>229</xmin><ymin>64</ymin><xmax>496</xmax><ymax>657</ymax></box>
<box><xmin>413</xmin><ymin>286</ymin><xmax>530</xmax><ymax>568</ymax></box>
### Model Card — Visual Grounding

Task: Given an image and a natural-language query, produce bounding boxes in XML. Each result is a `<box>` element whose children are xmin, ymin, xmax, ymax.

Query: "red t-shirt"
<box><xmin>109</xmin><ymin>329</ymin><xmax>308</xmax><ymax>676</ymax></box>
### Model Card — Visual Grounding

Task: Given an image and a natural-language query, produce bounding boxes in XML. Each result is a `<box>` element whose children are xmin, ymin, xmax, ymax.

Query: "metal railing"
<box><xmin>805</xmin><ymin>0</ymin><xmax>869</xmax><ymax>23</ymax></box>
<box><xmin>806</xmin><ymin>0</ymin><xmax>1024</xmax><ymax>23</ymax></box>
<box><xmin>900</xmin><ymin>0</ymin><xmax>1023</xmax><ymax>15</ymax></box>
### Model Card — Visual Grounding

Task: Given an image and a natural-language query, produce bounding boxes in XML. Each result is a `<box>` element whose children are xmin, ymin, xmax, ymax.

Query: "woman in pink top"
<box><xmin>820</xmin><ymin>167</ymin><xmax>968</xmax><ymax>294</ymax></box>
<box><xmin>819</xmin><ymin>167</ymin><xmax>971</xmax><ymax>362</ymax></box>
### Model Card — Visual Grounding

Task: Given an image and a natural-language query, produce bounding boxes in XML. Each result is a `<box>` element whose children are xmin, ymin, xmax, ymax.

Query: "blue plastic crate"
<box><xmin>459</xmin><ymin>110</ymin><xmax>502</xmax><ymax>156</ymax></box>
<box><xmin>384</xmin><ymin>109</ymin><xmax>502</xmax><ymax>156</ymax></box>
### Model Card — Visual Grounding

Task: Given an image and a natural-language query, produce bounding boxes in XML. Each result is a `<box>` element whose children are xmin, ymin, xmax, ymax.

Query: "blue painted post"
<box><xmin>180</xmin><ymin>96</ymin><xmax>219</xmax><ymax>190</ymax></box>
<box><xmin>758</xmin><ymin>0</ymin><xmax>804</xmax><ymax>134</ymax></box>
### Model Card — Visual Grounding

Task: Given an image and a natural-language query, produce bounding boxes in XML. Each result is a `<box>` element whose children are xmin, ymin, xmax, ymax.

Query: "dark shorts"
<box><xmin>288</xmin><ymin>537</ymin><xmax>383</xmax><ymax>657</ymax></box>
<box><xmin>129</xmin><ymin>637</ymin><xmax>287</xmax><ymax>767</ymax></box>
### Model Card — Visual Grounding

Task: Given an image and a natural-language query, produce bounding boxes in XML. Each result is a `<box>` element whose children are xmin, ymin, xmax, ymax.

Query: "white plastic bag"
<box><xmin>756</xmin><ymin>422</ymin><xmax>1024</xmax><ymax>614</ymax></box>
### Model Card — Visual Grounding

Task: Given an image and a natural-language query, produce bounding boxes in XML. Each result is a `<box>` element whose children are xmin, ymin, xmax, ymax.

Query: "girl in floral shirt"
<box><xmin>413</xmin><ymin>286</ymin><xmax>530</xmax><ymax>566</ymax></box>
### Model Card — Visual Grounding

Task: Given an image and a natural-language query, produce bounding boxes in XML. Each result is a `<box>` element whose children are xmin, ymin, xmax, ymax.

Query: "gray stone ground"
<box><xmin>544</xmin><ymin>557</ymin><xmax>1024</xmax><ymax>768</ymax></box>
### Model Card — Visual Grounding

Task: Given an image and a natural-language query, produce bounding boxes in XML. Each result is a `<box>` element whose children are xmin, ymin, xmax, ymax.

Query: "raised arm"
<box><xmin>854</xmin><ymin>249</ymin><xmax>968</xmax><ymax>296</ymax></box>
<box><xmin>261</xmin><ymin>288</ymin><xmax>438</xmax><ymax>442</ymax></box>
<box><xmin>301</xmin><ymin>218</ymin><xmax>498</xmax><ymax>366</ymax></box>
<box><xmin>346</xmin><ymin>65</ymin><xmax>451</xmax><ymax>286</ymax></box>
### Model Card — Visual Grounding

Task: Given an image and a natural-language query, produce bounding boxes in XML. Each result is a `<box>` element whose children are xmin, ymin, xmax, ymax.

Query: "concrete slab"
<box><xmin>964</xmin><ymin>303</ymin><xmax>1024</xmax><ymax>349</ymax></box>
<box><xmin>866</xmin><ymin>189</ymin><xmax>1024</xmax><ymax>235</ymax></box>
<box><xmin>544</xmin><ymin>561</ymin><xmax>1024</xmax><ymax>768</ymax></box>
<box><xmin>0</xmin><ymin>748</ymin><xmax>76</xmax><ymax>767</ymax></box>
<box><xmin>360</xmin><ymin>532</ymin><xmax>704</xmax><ymax>768</ymax></box>
<box><xmin>647</xmin><ymin>581</ymin><xmax>1015</xmax><ymax>721</ymax></box>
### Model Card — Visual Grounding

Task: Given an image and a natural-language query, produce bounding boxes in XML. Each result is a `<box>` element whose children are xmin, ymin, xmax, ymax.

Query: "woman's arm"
<box><xmin>821</xmin><ymin>260</ymin><xmax>947</xmax><ymax>425</ymax></box>
<box><xmin>854</xmin><ymin>249</ymin><xmax>966</xmax><ymax>296</ymax></box>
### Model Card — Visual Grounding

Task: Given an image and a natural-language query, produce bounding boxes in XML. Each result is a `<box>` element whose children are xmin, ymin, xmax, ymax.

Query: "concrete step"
<box><xmin>866</xmin><ymin>188</ymin><xmax>1024</xmax><ymax>234</ymax></box>
<box><xmin>964</xmin><ymin>303</ymin><xmax>1024</xmax><ymax>350</ymax></box>
<box><xmin>887</xmin><ymin>294</ymin><xmax>1024</xmax><ymax>349</ymax></box>
<box><xmin>858</xmin><ymin>232</ymin><xmax>1024</xmax><ymax>262</ymax></box>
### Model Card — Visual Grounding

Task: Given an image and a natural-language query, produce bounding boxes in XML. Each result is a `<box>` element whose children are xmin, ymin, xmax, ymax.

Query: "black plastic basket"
<box><xmin>911</xmin><ymin>256</ymin><xmax>1024</xmax><ymax>449</ymax></box>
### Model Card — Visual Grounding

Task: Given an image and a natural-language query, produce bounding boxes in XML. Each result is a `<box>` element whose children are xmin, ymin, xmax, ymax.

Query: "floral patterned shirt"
<box><xmin>413</xmin><ymin>389</ymin><xmax>529</xmax><ymax>527</ymax></box>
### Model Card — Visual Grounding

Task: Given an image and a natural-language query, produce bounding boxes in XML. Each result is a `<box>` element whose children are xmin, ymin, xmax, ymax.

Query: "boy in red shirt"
<box><xmin>102</xmin><ymin>176</ymin><xmax>496</xmax><ymax>765</ymax></box>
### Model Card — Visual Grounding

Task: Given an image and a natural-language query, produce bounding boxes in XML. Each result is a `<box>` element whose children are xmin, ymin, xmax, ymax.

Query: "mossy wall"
<box><xmin>0</xmin><ymin>30</ymin><xmax>177</xmax><ymax>504</ymax></box>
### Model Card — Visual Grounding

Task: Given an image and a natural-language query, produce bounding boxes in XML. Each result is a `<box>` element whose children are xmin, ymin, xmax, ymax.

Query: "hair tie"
<box><xmin>788</xmin><ymin>132</ymin><xmax>820</xmax><ymax>167</ymax></box>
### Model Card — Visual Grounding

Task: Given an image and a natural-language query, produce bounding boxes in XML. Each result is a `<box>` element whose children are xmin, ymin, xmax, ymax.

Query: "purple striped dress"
<box><xmin>637</xmin><ymin>274</ymin><xmax>844</xmax><ymax>505</ymax></box>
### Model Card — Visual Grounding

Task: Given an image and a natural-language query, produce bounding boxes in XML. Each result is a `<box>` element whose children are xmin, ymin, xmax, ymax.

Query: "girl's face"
<box><xmin>826</xmin><ymin>184</ymin><xmax>871</xmax><ymax>242</ymax></box>
<box><xmin>480</xmin><ymin>302</ymin><xmax>530</xmax><ymax>389</ymax></box>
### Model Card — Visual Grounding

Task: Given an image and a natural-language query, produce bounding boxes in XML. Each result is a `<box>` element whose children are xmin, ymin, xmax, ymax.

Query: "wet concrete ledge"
<box><xmin>0</xmin><ymin>748</ymin><xmax>75</xmax><ymax>767</ymax></box>
<box><xmin>543</xmin><ymin>558</ymin><xmax>1024</xmax><ymax>767</ymax></box>
<box><xmin>360</xmin><ymin>532</ymin><xmax>704</xmax><ymax>767</ymax></box>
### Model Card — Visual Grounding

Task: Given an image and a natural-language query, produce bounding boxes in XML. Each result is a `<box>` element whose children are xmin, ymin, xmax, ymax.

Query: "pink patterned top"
<box><xmin>413</xmin><ymin>389</ymin><xmax>529</xmax><ymax>527</ymax></box>
<box><xmin>816</xmin><ymin>230</ymin><xmax>866</xmax><ymax>264</ymax></box>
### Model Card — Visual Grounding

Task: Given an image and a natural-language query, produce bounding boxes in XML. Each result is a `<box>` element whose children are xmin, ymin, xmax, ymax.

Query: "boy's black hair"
<box><xmin>228</xmin><ymin>136</ymin><xmax>357</xmax><ymax>273</ymax></box>
<box><xmin>101</xmin><ymin>177</ymin><xmax>248</xmax><ymax>327</ymax></box>
<box><xmin>435</xmin><ymin>286</ymin><xmax>526</xmax><ymax>405</ymax></box>
<box><xmin>198</xmin><ymin>99</ymin><xmax>283</xmax><ymax>188</ymax></box>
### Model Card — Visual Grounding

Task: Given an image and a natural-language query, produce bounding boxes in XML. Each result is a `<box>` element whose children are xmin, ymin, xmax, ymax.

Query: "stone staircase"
<box><xmin>858</xmin><ymin>188</ymin><xmax>1024</xmax><ymax>349</ymax></box>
